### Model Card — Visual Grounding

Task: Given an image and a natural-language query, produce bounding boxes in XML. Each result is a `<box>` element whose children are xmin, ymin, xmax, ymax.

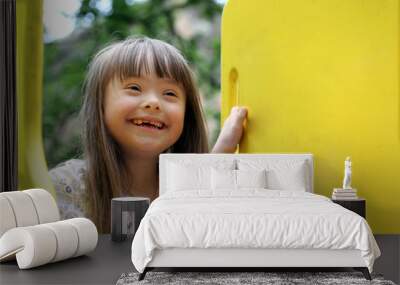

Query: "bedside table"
<box><xmin>332</xmin><ymin>198</ymin><xmax>366</xmax><ymax>218</ymax></box>
<box><xmin>111</xmin><ymin>197</ymin><xmax>150</xmax><ymax>242</ymax></box>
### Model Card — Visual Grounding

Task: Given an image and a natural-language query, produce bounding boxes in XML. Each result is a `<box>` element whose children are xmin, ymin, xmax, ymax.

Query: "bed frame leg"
<box><xmin>138</xmin><ymin>268</ymin><xmax>148</xmax><ymax>281</ymax></box>
<box><xmin>354</xmin><ymin>267</ymin><xmax>371</xmax><ymax>280</ymax></box>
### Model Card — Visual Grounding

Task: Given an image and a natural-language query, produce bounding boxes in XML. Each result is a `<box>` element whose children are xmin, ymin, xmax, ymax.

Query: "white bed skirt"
<box><xmin>148</xmin><ymin>248</ymin><xmax>366</xmax><ymax>268</ymax></box>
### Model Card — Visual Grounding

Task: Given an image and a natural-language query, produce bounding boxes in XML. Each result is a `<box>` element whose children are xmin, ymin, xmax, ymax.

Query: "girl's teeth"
<box><xmin>132</xmin><ymin>119</ymin><xmax>163</xmax><ymax>129</ymax></box>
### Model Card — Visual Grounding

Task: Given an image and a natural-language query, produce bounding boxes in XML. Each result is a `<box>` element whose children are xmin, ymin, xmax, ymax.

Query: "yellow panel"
<box><xmin>17</xmin><ymin>0</ymin><xmax>55</xmax><ymax>196</ymax></box>
<box><xmin>221</xmin><ymin>0</ymin><xmax>400</xmax><ymax>233</ymax></box>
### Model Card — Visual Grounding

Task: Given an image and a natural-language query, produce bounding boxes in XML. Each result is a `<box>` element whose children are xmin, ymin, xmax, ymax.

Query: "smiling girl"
<box><xmin>50</xmin><ymin>36</ymin><xmax>247</xmax><ymax>233</ymax></box>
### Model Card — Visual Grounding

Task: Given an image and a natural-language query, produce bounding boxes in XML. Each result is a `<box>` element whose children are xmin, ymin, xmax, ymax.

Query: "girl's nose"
<box><xmin>142</xmin><ymin>93</ymin><xmax>161</xmax><ymax>111</ymax></box>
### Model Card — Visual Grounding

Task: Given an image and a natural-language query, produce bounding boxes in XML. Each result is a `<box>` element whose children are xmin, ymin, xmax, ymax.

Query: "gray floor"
<box><xmin>0</xmin><ymin>235</ymin><xmax>134</xmax><ymax>284</ymax></box>
<box><xmin>0</xmin><ymin>235</ymin><xmax>398</xmax><ymax>285</ymax></box>
<box><xmin>374</xmin><ymin>235</ymin><xmax>400</xmax><ymax>284</ymax></box>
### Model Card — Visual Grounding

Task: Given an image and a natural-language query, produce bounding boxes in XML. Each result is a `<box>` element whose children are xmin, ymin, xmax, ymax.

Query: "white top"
<box><xmin>49</xmin><ymin>159</ymin><xmax>87</xmax><ymax>220</ymax></box>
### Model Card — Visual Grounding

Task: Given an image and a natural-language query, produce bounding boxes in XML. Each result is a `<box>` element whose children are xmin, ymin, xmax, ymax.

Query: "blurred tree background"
<box><xmin>43</xmin><ymin>0</ymin><xmax>224</xmax><ymax>169</ymax></box>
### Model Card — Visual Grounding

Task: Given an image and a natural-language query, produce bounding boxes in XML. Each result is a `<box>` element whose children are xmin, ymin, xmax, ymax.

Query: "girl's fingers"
<box><xmin>231</xmin><ymin>106</ymin><xmax>248</xmax><ymax>120</ymax></box>
<box><xmin>239</xmin><ymin>107</ymin><xmax>248</xmax><ymax>118</ymax></box>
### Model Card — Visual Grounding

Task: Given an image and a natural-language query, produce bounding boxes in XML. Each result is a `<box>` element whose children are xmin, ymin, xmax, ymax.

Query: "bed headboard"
<box><xmin>159</xmin><ymin>153</ymin><xmax>314</xmax><ymax>195</ymax></box>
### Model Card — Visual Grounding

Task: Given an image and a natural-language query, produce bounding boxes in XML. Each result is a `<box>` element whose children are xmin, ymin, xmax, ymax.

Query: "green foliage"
<box><xmin>43</xmin><ymin>0</ymin><xmax>223</xmax><ymax>168</ymax></box>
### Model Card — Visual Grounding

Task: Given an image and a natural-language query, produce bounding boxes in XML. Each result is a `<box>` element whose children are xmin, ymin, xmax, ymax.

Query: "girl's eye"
<box><xmin>164</xmin><ymin>91</ymin><xmax>177</xmax><ymax>97</ymax></box>
<box><xmin>128</xmin><ymin>84</ymin><xmax>141</xmax><ymax>92</ymax></box>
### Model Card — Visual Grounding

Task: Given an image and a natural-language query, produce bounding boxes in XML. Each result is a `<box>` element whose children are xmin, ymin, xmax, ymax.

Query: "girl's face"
<box><xmin>104</xmin><ymin>72</ymin><xmax>186</xmax><ymax>158</ymax></box>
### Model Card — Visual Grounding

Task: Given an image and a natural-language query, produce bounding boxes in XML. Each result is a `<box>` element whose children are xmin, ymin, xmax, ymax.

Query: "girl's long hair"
<box><xmin>80</xmin><ymin>37</ymin><xmax>209</xmax><ymax>233</ymax></box>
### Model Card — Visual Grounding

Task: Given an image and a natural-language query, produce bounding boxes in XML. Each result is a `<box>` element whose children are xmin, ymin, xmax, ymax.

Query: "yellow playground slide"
<box><xmin>221</xmin><ymin>0</ymin><xmax>400</xmax><ymax>233</ymax></box>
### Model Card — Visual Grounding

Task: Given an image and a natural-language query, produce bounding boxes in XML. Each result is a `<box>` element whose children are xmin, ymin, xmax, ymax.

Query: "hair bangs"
<box><xmin>104</xmin><ymin>38</ymin><xmax>189</xmax><ymax>86</ymax></box>
<box><xmin>150</xmin><ymin>41</ymin><xmax>190</xmax><ymax>86</ymax></box>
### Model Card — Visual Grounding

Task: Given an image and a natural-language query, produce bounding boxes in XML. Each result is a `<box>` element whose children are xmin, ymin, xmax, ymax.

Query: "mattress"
<box><xmin>131</xmin><ymin>190</ymin><xmax>380</xmax><ymax>273</ymax></box>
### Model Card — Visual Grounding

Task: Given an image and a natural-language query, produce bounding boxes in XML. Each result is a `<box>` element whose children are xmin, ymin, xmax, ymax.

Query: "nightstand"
<box><xmin>111</xmin><ymin>197</ymin><xmax>150</xmax><ymax>242</ymax></box>
<box><xmin>332</xmin><ymin>198</ymin><xmax>366</xmax><ymax>218</ymax></box>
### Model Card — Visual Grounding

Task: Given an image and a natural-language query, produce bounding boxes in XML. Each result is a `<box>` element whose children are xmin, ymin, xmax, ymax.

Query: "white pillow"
<box><xmin>236</xmin><ymin>169</ymin><xmax>267</xmax><ymax>188</ymax></box>
<box><xmin>211</xmin><ymin>168</ymin><xmax>236</xmax><ymax>190</ymax></box>
<box><xmin>266</xmin><ymin>166</ymin><xmax>307</xmax><ymax>191</ymax></box>
<box><xmin>237</xmin><ymin>159</ymin><xmax>309</xmax><ymax>191</ymax></box>
<box><xmin>211</xmin><ymin>168</ymin><xmax>267</xmax><ymax>190</ymax></box>
<box><xmin>167</xmin><ymin>160</ymin><xmax>235</xmax><ymax>192</ymax></box>
<box><xmin>167</xmin><ymin>163</ymin><xmax>209</xmax><ymax>191</ymax></box>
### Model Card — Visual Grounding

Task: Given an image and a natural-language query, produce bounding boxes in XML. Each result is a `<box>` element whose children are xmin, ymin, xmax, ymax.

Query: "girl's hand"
<box><xmin>212</xmin><ymin>106</ymin><xmax>248</xmax><ymax>153</ymax></box>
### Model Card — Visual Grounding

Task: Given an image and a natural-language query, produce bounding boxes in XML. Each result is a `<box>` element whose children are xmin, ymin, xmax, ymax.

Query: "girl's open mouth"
<box><xmin>131</xmin><ymin>119</ymin><xmax>165</xmax><ymax>130</ymax></box>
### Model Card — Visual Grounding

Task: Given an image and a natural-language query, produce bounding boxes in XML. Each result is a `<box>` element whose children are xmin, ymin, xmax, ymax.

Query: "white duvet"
<box><xmin>131</xmin><ymin>190</ymin><xmax>380</xmax><ymax>273</ymax></box>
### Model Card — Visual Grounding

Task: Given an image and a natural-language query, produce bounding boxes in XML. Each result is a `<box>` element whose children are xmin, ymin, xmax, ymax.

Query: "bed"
<box><xmin>131</xmin><ymin>154</ymin><xmax>380</xmax><ymax>280</ymax></box>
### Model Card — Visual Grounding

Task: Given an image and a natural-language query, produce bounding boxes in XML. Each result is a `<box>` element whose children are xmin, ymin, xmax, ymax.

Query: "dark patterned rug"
<box><xmin>116</xmin><ymin>271</ymin><xmax>396</xmax><ymax>285</ymax></box>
